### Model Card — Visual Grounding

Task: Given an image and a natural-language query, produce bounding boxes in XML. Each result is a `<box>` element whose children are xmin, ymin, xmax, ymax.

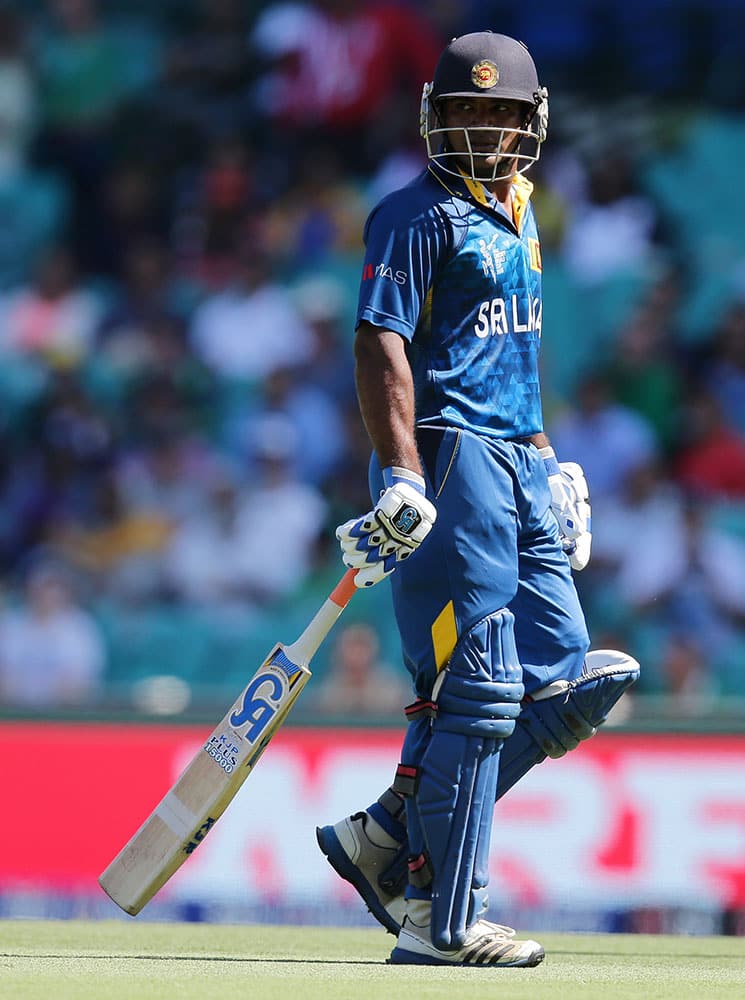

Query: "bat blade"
<box><xmin>99</xmin><ymin>570</ymin><xmax>357</xmax><ymax>915</ymax></box>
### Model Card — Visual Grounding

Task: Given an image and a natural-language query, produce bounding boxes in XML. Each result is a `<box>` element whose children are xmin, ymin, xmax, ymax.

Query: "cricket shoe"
<box><xmin>316</xmin><ymin>813</ymin><xmax>406</xmax><ymax>935</ymax></box>
<box><xmin>389</xmin><ymin>900</ymin><xmax>545</xmax><ymax>968</ymax></box>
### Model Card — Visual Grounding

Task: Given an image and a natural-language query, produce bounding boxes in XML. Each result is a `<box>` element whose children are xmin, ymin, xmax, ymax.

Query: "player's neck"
<box><xmin>482</xmin><ymin>178</ymin><xmax>514</xmax><ymax>224</ymax></box>
<box><xmin>485</xmin><ymin>177</ymin><xmax>513</xmax><ymax>207</ymax></box>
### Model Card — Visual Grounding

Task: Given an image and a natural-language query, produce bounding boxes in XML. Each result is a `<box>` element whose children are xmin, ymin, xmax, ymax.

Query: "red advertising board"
<box><xmin>3</xmin><ymin>722</ymin><xmax>745</xmax><ymax>913</ymax></box>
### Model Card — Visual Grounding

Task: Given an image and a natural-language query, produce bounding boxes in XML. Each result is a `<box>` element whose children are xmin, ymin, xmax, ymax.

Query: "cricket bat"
<box><xmin>99</xmin><ymin>568</ymin><xmax>358</xmax><ymax>915</ymax></box>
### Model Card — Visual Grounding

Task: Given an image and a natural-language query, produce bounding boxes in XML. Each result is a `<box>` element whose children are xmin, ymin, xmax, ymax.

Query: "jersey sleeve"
<box><xmin>356</xmin><ymin>191</ymin><xmax>451</xmax><ymax>341</ymax></box>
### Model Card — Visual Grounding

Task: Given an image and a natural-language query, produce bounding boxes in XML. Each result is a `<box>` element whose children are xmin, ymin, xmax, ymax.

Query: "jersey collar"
<box><xmin>428</xmin><ymin>161</ymin><xmax>534</xmax><ymax>233</ymax></box>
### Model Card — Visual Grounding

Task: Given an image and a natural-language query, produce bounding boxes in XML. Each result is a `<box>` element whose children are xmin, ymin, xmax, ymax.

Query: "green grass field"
<box><xmin>3</xmin><ymin>919</ymin><xmax>745</xmax><ymax>1000</ymax></box>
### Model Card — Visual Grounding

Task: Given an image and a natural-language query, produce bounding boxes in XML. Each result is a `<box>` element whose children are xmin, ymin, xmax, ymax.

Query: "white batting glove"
<box><xmin>336</xmin><ymin>468</ymin><xmax>437</xmax><ymax>588</ymax></box>
<box><xmin>539</xmin><ymin>448</ymin><xmax>592</xmax><ymax>571</ymax></box>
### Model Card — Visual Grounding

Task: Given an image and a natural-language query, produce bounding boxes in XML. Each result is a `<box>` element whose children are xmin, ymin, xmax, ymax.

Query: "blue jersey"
<box><xmin>356</xmin><ymin>164</ymin><xmax>544</xmax><ymax>439</ymax></box>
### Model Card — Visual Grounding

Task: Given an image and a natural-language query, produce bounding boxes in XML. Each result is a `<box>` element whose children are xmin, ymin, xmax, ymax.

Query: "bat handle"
<box><xmin>284</xmin><ymin>568</ymin><xmax>358</xmax><ymax>665</ymax></box>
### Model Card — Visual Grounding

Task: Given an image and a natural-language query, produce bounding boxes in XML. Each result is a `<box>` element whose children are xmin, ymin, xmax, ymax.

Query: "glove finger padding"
<box><xmin>558</xmin><ymin>461</ymin><xmax>591</xmax><ymax>569</ymax></box>
<box><xmin>336</xmin><ymin>481</ymin><xmax>436</xmax><ymax>588</ymax></box>
<box><xmin>563</xmin><ymin>526</ymin><xmax>591</xmax><ymax>571</ymax></box>
<box><xmin>559</xmin><ymin>462</ymin><xmax>589</xmax><ymax>510</ymax></box>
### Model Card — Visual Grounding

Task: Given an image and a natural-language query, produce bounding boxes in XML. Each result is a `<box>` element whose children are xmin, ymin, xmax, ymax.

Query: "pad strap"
<box><xmin>404</xmin><ymin>698</ymin><xmax>438</xmax><ymax>722</ymax></box>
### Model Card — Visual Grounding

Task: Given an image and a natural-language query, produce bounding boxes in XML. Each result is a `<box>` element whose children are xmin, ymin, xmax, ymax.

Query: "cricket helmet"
<box><xmin>420</xmin><ymin>32</ymin><xmax>549</xmax><ymax>182</ymax></box>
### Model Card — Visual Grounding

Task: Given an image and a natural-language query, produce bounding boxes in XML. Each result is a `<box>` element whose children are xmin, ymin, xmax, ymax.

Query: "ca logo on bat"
<box><xmin>229</xmin><ymin>672</ymin><xmax>285</xmax><ymax>743</ymax></box>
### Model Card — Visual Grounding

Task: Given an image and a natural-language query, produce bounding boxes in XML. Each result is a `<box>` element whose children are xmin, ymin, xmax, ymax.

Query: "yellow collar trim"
<box><xmin>460</xmin><ymin>170</ymin><xmax>533</xmax><ymax>231</ymax></box>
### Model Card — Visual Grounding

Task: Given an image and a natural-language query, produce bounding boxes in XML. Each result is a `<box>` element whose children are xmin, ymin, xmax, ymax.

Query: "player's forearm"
<box><xmin>354</xmin><ymin>322</ymin><xmax>422</xmax><ymax>475</ymax></box>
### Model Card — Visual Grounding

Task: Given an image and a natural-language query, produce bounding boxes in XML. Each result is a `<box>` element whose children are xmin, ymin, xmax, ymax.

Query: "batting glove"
<box><xmin>539</xmin><ymin>448</ymin><xmax>592</xmax><ymax>571</ymax></box>
<box><xmin>336</xmin><ymin>467</ymin><xmax>437</xmax><ymax>588</ymax></box>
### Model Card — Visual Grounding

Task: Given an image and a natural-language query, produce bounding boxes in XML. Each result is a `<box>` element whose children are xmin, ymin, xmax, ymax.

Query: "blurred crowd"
<box><xmin>0</xmin><ymin>0</ymin><xmax>745</xmax><ymax>718</ymax></box>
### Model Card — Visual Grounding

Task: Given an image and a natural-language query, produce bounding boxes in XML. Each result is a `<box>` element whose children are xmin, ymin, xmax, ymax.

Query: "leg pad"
<box><xmin>496</xmin><ymin>649</ymin><xmax>640</xmax><ymax>799</ymax></box>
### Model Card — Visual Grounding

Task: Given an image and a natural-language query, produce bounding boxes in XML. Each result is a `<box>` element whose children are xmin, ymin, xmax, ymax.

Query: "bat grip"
<box><xmin>330</xmin><ymin>568</ymin><xmax>358</xmax><ymax>609</ymax></box>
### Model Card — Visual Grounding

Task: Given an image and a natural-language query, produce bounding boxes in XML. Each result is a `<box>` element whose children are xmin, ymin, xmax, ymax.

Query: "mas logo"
<box><xmin>362</xmin><ymin>262</ymin><xmax>408</xmax><ymax>285</ymax></box>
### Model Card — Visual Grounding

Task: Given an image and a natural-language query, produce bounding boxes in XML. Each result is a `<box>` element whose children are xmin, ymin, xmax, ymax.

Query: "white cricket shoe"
<box><xmin>316</xmin><ymin>813</ymin><xmax>406</xmax><ymax>934</ymax></box>
<box><xmin>389</xmin><ymin>900</ymin><xmax>545</xmax><ymax>968</ymax></box>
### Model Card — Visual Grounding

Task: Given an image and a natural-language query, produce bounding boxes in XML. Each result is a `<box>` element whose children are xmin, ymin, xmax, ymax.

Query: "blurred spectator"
<box><xmin>589</xmin><ymin>459</ymin><xmax>689</xmax><ymax>610</ymax></box>
<box><xmin>292</xmin><ymin>274</ymin><xmax>356</xmax><ymax>398</ymax></box>
<box><xmin>31</xmin><ymin>0</ymin><xmax>150</xmax><ymax>269</ymax></box>
<box><xmin>250</xmin><ymin>0</ymin><xmax>441</xmax><ymax>173</ymax></box>
<box><xmin>0</xmin><ymin>370</ymin><xmax>115</xmax><ymax>573</ymax></box>
<box><xmin>547</xmin><ymin>373</ymin><xmax>658</xmax><ymax>498</ymax></box>
<box><xmin>34</xmin><ymin>0</ymin><xmax>141</xmax><ymax>133</ymax></box>
<box><xmin>674</xmin><ymin>389</ymin><xmax>745</xmax><ymax>499</ymax></box>
<box><xmin>655</xmin><ymin>499</ymin><xmax>745</xmax><ymax>676</ymax></box>
<box><xmin>657</xmin><ymin>634</ymin><xmax>719</xmax><ymax>709</ymax></box>
<box><xmin>561</xmin><ymin>147</ymin><xmax>663</xmax><ymax>287</ymax></box>
<box><xmin>86</xmin><ymin>163</ymin><xmax>170</xmax><ymax>279</ymax></box>
<box><xmin>592</xmin><ymin>477</ymin><xmax>745</xmax><ymax>686</ymax></box>
<box><xmin>312</xmin><ymin>622</ymin><xmax>409</xmax><ymax>717</ymax></box>
<box><xmin>0</xmin><ymin>243</ymin><xmax>102</xmax><ymax>369</ymax></box>
<box><xmin>47</xmin><ymin>465</ymin><xmax>173</xmax><ymax>604</ymax></box>
<box><xmin>0</xmin><ymin>432</ymin><xmax>51</xmax><ymax>572</ymax></box>
<box><xmin>603</xmin><ymin>275</ymin><xmax>685</xmax><ymax>454</ymax></box>
<box><xmin>225</xmin><ymin>277</ymin><xmax>355</xmax><ymax>486</ymax></box>
<box><xmin>0</xmin><ymin>6</ymin><xmax>37</xmax><ymax>174</ymax></box>
<box><xmin>94</xmin><ymin>260</ymin><xmax>218</xmax><ymax>441</ymax></box>
<box><xmin>188</xmin><ymin>236</ymin><xmax>314</xmax><ymax>382</ymax></box>
<box><xmin>0</xmin><ymin>167</ymin><xmax>68</xmax><ymax>291</ymax></box>
<box><xmin>121</xmin><ymin>343</ymin><xmax>218</xmax><ymax>446</ymax></box>
<box><xmin>0</xmin><ymin>562</ymin><xmax>105</xmax><ymax>708</ymax></box>
<box><xmin>509</xmin><ymin>1</ymin><xmax>614</xmax><ymax>95</ymax></box>
<box><xmin>365</xmin><ymin>139</ymin><xmax>427</xmax><ymax>207</ymax></box>
<box><xmin>95</xmin><ymin>240</ymin><xmax>186</xmax><ymax>376</ymax></box>
<box><xmin>161</xmin><ymin>468</ymin><xmax>260</xmax><ymax>614</ymax></box>
<box><xmin>0</xmin><ymin>9</ymin><xmax>67</xmax><ymax>292</ymax></box>
<box><xmin>155</xmin><ymin>0</ymin><xmax>254</xmax><ymax>146</ymax></box>
<box><xmin>170</xmin><ymin>134</ymin><xmax>257</xmax><ymax>286</ymax></box>
<box><xmin>698</xmin><ymin>302</ymin><xmax>745</xmax><ymax>435</ymax></box>
<box><xmin>607</xmin><ymin>2</ymin><xmax>708</xmax><ymax>101</ymax></box>
<box><xmin>163</xmin><ymin>414</ymin><xmax>326</xmax><ymax>613</ymax></box>
<box><xmin>22</xmin><ymin>371</ymin><xmax>115</xmax><ymax>533</ymax></box>
<box><xmin>262</xmin><ymin>141</ymin><xmax>367</xmax><ymax>265</ymax></box>
<box><xmin>322</xmin><ymin>399</ymin><xmax>380</xmax><ymax>531</ymax></box>
<box><xmin>233</xmin><ymin>364</ymin><xmax>347</xmax><ymax>488</ymax></box>
<box><xmin>116</xmin><ymin>428</ymin><xmax>223</xmax><ymax>526</ymax></box>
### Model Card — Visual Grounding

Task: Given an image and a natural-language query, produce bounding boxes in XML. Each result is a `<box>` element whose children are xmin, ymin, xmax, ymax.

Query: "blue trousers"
<box><xmin>372</xmin><ymin>426</ymin><xmax>590</xmax><ymax>697</ymax></box>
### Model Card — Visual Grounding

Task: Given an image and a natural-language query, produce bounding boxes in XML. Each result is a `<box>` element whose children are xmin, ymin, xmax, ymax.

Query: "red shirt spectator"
<box><xmin>675</xmin><ymin>391</ymin><xmax>745</xmax><ymax>498</ymax></box>
<box><xmin>252</xmin><ymin>1</ymin><xmax>441</xmax><ymax>130</ymax></box>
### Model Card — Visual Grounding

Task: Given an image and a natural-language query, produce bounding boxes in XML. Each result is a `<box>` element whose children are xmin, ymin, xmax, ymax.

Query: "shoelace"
<box><xmin>476</xmin><ymin>921</ymin><xmax>517</xmax><ymax>939</ymax></box>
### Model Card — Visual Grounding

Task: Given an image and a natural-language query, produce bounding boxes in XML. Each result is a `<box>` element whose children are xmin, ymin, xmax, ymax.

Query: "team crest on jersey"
<box><xmin>528</xmin><ymin>237</ymin><xmax>542</xmax><ymax>272</ymax></box>
<box><xmin>472</xmin><ymin>60</ymin><xmax>499</xmax><ymax>89</ymax></box>
<box><xmin>478</xmin><ymin>234</ymin><xmax>507</xmax><ymax>282</ymax></box>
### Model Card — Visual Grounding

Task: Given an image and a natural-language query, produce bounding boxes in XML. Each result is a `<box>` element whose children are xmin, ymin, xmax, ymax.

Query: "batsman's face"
<box><xmin>439</xmin><ymin>97</ymin><xmax>526</xmax><ymax>179</ymax></box>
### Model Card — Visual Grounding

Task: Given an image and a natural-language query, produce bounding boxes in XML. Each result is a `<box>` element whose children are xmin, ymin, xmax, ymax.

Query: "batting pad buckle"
<box><xmin>407</xmin><ymin>852</ymin><xmax>433</xmax><ymax>890</ymax></box>
<box><xmin>404</xmin><ymin>698</ymin><xmax>438</xmax><ymax>722</ymax></box>
<box><xmin>392</xmin><ymin>763</ymin><xmax>419</xmax><ymax>798</ymax></box>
